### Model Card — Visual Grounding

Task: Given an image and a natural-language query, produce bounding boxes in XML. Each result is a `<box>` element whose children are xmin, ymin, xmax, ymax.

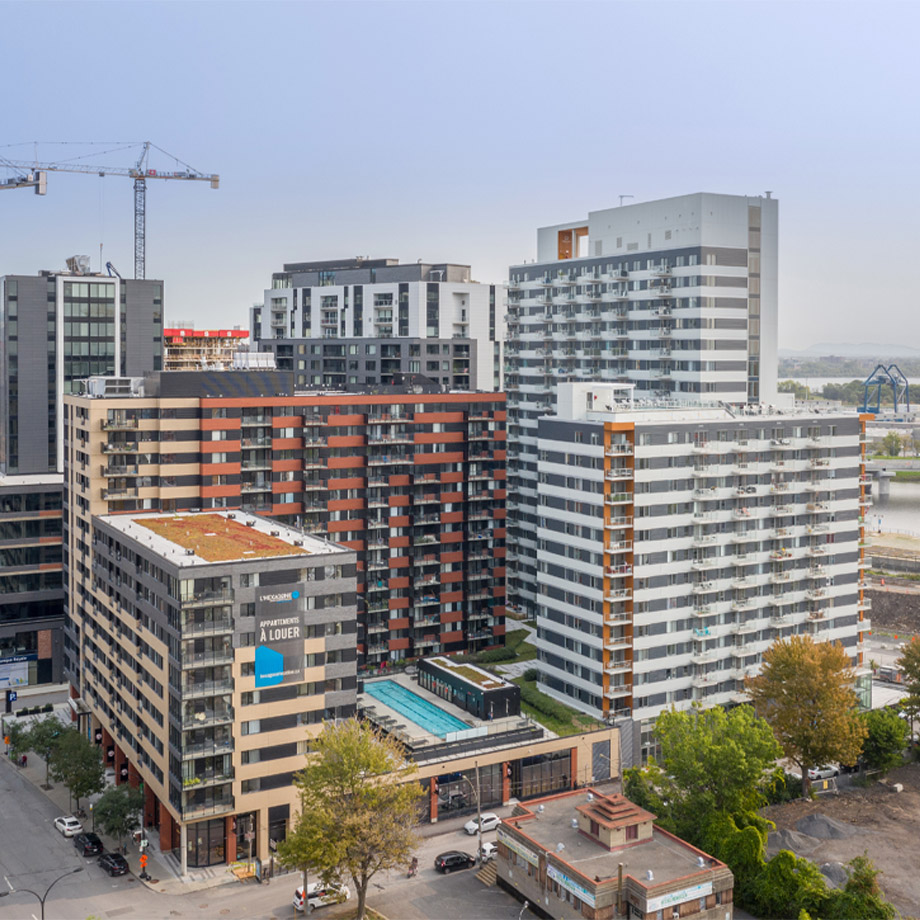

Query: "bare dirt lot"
<box><xmin>763</xmin><ymin>762</ymin><xmax>920</xmax><ymax>918</ymax></box>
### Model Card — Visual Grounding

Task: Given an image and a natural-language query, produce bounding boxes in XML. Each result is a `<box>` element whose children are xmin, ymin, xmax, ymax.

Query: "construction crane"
<box><xmin>0</xmin><ymin>142</ymin><xmax>219</xmax><ymax>279</ymax></box>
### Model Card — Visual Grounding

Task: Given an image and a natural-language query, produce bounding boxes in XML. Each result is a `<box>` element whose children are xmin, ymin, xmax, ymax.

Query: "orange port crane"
<box><xmin>0</xmin><ymin>141</ymin><xmax>219</xmax><ymax>279</ymax></box>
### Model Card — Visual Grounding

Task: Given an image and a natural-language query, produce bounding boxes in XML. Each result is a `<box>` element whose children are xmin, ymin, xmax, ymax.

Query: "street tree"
<box><xmin>49</xmin><ymin>727</ymin><xmax>105</xmax><ymax>812</ymax></box>
<box><xmin>93</xmin><ymin>783</ymin><xmax>144</xmax><ymax>850</ymax></box>
<box><xmin>626</xmin><ymin>704</ymin><xmax>780</xmax><ymax>840</ymax></box>
<box><xmin>27</xmin><ymin>715</ymin><xmax>65</xmax><ymax>788</ymax></box>
<box><xmin>286</xmin><ymin>719</ymin><xmax>424</xmax><ymax>920</ymax></box>
<box><xmin>747</xmin><ymin>636</ymin><xmax>866</xmax><ymax>795</ymax></box>
<box><xmin>6</xmin><ymin>720</ymin><xmax>30</xmax><ymax>761</ymax></box>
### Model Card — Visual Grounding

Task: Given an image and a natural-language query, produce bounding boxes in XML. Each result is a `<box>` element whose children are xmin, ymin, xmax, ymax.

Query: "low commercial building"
<box><xmin>358</xmin><ymin>671</ymin><xmax>619</xmax><ymax>823</ymax></box>
<box><xmin>66</xmin><ymin>510</ymin><xmax>357</xmax><ymax>872</ymax></box>
<box><xmin>496</xmin><ymin>789</ymin><xmax>734</xmax><ymax>920</ymax></box>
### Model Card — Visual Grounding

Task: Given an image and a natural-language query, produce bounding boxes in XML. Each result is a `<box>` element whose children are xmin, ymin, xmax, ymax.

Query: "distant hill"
<box><xmin>780</xmin><ymin>343</ymin><xmax>920</xmax><ymax>358</ymax></box>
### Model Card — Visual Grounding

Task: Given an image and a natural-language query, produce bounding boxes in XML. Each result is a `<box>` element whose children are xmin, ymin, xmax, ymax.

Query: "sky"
<box><xmin>1</xmin><ymin>0</ymin><xmax>918</xmax><ymax>350</ymax></box>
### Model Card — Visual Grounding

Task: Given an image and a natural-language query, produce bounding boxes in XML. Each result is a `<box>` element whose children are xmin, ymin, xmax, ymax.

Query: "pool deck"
<box><xmin>358</xmin><ymin>672</ymin><xmax>524</xmax><ymax>748</ymax></box>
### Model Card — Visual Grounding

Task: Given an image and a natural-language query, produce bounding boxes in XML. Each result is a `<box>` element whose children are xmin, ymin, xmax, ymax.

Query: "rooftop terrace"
<box><xmin>99</xmin><ymin>511</ymin><xmax>339</xmax><ymax>566</ymax></box>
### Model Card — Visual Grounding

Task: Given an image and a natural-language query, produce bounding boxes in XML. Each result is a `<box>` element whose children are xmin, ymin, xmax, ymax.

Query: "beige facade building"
<box><xmin>64</xmin><ymin>505</ymin><xmax>356</xmax><ymax>873</ymax></box>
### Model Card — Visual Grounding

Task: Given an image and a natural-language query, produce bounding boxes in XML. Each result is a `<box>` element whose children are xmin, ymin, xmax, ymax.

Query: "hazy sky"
<box><xmin>1</xmin><ymin>1</ymin><xmax>917</xmax><ymax>350</ymax></box>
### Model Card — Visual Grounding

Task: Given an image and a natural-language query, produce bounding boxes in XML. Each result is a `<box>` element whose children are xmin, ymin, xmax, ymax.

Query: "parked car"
<box><xmin>292</xmin><ymin>882</ymin><xmax>351</xmax><ymax>912</ymax></box>
<box><xmin>464</xmin><ymin>813</ymin><xmax>501</xmax><ymax>835</ymax></box>
<box><xmin>73</xmin><ymin>832</ymin><xmax>104</xmax><ymax>856</ymax></box>
<box><xmin>53</xmin><ymin>815</ymin><xmax>84</xmax><ymax>837</ymax></box>
<box><xmin>438</xmin><ymin>790</ymin><xmax>467</xmax><ymax>811</ymax></box>
<box><xmin>479</xmin><ymin>842</ymin><xmax>497</xmax><ymax>863</ymax></box>
<box><xmin>434</xmin><ymin>851</ymin><xmax>476</xmax><ymax>873</ymax></box>
<box><xmin>808</xmin><ymin>764</ymin><xmax>839</xmax><ymax>780</ymax></box>
<box><xmin>98</xmin><ymin>852</ymin><xmax>129</xmax><ymax>877</ymax></box>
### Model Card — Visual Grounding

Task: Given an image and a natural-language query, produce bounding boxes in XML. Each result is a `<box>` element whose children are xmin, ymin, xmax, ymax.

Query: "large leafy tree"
<box><xmin>624</xmin><ymin>703</ymin><xmax>780</xmax><ymax>841</ymax></box>
<box><xmin>6</xmin><ymin>720</ymin><xmax>30</xmax><ymax>761</ymax></box>
<box><xmin>897</xmin><ymin>636</ymin><xmax>920</xmax><ymax>737</ymax></box>
<box><xmin>747</xmin><ymin>636</ymin><xmax>866</xmax><ymax>795</ymax></box>
<box><xmin>860</xmin><ymin>708</ymin><xmax>908</xmax><ymax>773</ymax></box>
<box><xmin>93</xmin><ymin>783</ymin><xmax>144</xmax><ymax>850</ymax></box>
<box><xmin>282</xmin><ymin>719</ymin><xmax>423</xmax><ymax>920</ymax></box>
<box><xmin>27</xmin><ymin>715</ymin><xmax>65</xmax><ymax>788</ymax></box>
<box><xmin>49</xmin><ymin>727</ymin><xmax>105</xmax><ymax>812</ymax></box>
<box><xmin>823</xmin><ymin>854</ymin><xmax>897</xmax><ymax>920</ymax></box>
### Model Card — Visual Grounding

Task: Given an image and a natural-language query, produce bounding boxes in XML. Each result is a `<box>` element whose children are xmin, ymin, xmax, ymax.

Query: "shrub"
<box><xmin>523</xmin><ymin>668</ymin><xmax>540</xmax><ymax>682</ymax></box>
<box><xmin>476</xmin><ymin>647</ymin><xmax>516</xmax><ymax>663</ymax></box>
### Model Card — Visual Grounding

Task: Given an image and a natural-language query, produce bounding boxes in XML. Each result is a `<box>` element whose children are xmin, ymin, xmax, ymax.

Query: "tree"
<box><xmin>860</xmin><ymin>708</ymin><xmax>908</xmax><ymax>773</ymax></box>
<box><xmin>6</xmin><ymin>720</ymin><xmax>30</xmax><ymax>761</ymax></box>
<box><xmin>880</xmin><ymin>431</ymin><xmax>901</xmax><ymax>457</ymax></box>
<box><xmin>26</xmin><ymin>715</ymin><xmax>65</xmax><ymax>788</ymax></box>
<box><xmin>93</xmin><ymin>783</ymin><xmax>144</xmax><ymax>850</ymax></box>
<box><xmin>283</xmin><ymin>719</ymin><xmax>424</xmax><ymax>920</ymax></box>
<box><xmin>823</xmin><ymin>854</ymin><xmax>897</xmax><ymax>920</ymax></box>
<box><xmin>896</xmin><ymin>636</ymin><xmax>920</xmax><ymax>742</ymax></box>
<box><xmin>754</xmin><ymin>849</ymin><xmax>829</xmax><ymax>920</ymax></box>
<box><xmin>48</xmin><ymin>727</ymin><xmax>105</xmax><ymax>812</ymax></box>
<box><xmin>747</xmin><ymin>636</ymin><xmax>867</xmax><ymax>796</ymax></box>
<box><xmin>633</xmin><ymin>704</ymin><xmax>780</xmax><ymax>839</ymax></box>
<box><xmin>778</xmin><ymin>380</ymin><xmax>809</xmax><ymax>401</ymax></box>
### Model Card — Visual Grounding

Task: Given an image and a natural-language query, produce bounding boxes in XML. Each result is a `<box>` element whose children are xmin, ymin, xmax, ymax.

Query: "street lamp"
<box><xmin>6</xmin><ymin>867</ymin><xmax>83</xmax><ymax>920</ymax></box>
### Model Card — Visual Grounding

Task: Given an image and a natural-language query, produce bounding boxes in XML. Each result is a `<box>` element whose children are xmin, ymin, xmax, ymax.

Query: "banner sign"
<box><xmin>0</xmin><ymin>654</ymin><xmax>36</xmax><ymax>688</ymax></box>
<box><xmin>255</xmin><ymin>585</ymin><xmax>305</xmax><ymax>688</ymax></box>
<box><xmin>496</xmin><ymin>827</ymin><xmax>539</xmax><ymax>867</ymax></box>
<box><xmin>546</xmin><ymin>864</ymin><xmax>596</xmax><ymax>908</ymax></box>
<box><xmin>646</xmin><ymin>882</ymin><xmax>712</xmax><ymax>912</ymax></box>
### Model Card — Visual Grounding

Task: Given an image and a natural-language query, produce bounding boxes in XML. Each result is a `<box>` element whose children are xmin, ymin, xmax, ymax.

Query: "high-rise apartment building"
<box><xmin>0</xmin><ymin>268</ymin><xmax>164</xmax><ymax>475</ymax></box>
<box><xmin>534</xmin><ymin>383</ymin><xmax>870</xmax><ymax>765</ymax></box>
<box><xmin>0</xmin><ymin>267</ymin><xmax>162</xmax><ymax>685</ymax></box>
<box><xmin>164</xmin><ymin>326</ymin><xmax>249</xmax><ymax>370</ymax></box>
<box><xmin>0</xmin><ymin>473</ymin><xmax>64</xmax><ymax>687</ymax></box>
<box><xmin>64</xmin><ymin>509</ymin><xmax>356</xmax><ymax>871</ymax></box>
<box><xmin>505</xmin><ymin>193</ymin><xmax>778</xmax><ymax>616</ymax></box>
<box><xmin>251</xmin><ymin>257</ymin><xmax>503</xmax><ymax>391</ymax></box>
<box><xmin>63</xmin><ymin>370</ymin><xmax>506</xmax><ymax>670</ymax></box>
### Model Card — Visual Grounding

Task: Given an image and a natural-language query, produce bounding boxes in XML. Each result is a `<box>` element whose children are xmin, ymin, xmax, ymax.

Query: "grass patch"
<box><xmin>894</xmin><ymin>470</ymin><xmax>920</xmax><ymax>482</ymax></box>
<box><xmin>512</xmin><ymin>676</ymin><xmax>602</xmax><ymax>736</ymax></box>
<box><xmin>502</xmin><ymin>628</ymin><xmax>537</xmax><ymax>662</ymax></box>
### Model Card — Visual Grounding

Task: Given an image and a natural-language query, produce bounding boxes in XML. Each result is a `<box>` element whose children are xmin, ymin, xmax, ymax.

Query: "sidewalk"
<box><xmin>2</xmin><ymin>701</ymin><xmax>245</xmax><ymax>896</ymax></box>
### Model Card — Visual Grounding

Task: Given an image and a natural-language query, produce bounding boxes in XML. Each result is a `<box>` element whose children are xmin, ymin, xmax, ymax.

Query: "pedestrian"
<box><xmin>20</xmin><ymin>754</ymin><xmax>27</xmax><ymax>768</ymax></box>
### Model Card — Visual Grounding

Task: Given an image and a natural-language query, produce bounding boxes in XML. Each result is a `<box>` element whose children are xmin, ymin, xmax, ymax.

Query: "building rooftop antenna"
<box><xmin>618</xmin><ymin>195</ymin><xmax>634</xmax><ymax>207</ymax></box>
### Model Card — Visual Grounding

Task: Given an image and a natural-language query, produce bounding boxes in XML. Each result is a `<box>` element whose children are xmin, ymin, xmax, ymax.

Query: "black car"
<box><xmin>73</xmin><ymin>832</ymin><xmax>104</xmax><ymax>856</ymax></box>
<box><xmin>434</xmin><ymin>851</ymin><xmax>475</xmax><ymax>874</ymax></box>
<box><xmin>98</xmin><ymin>852</ymin><xmax>130</xmax><ymax>876</ymax></box>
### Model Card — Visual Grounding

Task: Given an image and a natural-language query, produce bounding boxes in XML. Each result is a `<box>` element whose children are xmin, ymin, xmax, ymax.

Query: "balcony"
<box><xmin>181</xmin><ymin>678</ymin><xmax>234</xmax><ymax>699</ymax></box>
<box><xmin>605</xmin><ymin>588</ymin><xmax>631</xmax><ymax>602</ymax></box>
<box><xmin>605</xmin><ymin>492</ymin><xmax>632</xmax><ymax>506</ymax></box>
<box><xmin>691</xmin><ymin>672</ymin><xmax>719</xmax><ymax>688</ymax></box>
<box><xmin>605</xmin><ymin>467</ymin><xmax>632</xmax><ymax>481</ymax></box>
<box><xmin>691</xmin><ymin>557</ymin><xmax>722</xmax><ymax>572</ymax></box>
<box><xmin>692</xmin><ymin>533</ymin><xmax>719</xmax><ymax>547</ymax></box>
<box><xmin>693</xmin><ymin>606</ymin><xmax>718</xmax><ymax>618</ymax></box>
<box><xmin>102</xmin><ymin>441</ymin><xmax>138</xmax><ymax>454</ymax></box>
<box><xmin>103</xmin><ymin>487</ymin><xmax>138</xmax><ymax>500</ymax></box>
<box><xmin>604</xmin><ymin>660</ymin><xmax>631</xmax><ymax>675</ymax></box>
<box><xmin>101</xmin><ymin>418</ymin><xmax>138</xmax><ymax>431</ymax></box>
<box><xmin>605</xmin><ymin>443</ymin><xmax>633</xmax><ymax>457</ymax></box>
<box><xmin>605</xmin><ymin>565</ymin><xmax>633</xmax><ymax>578</ymax></box>
<box><xmin>102</xmin><ymin>465</ymin><xmax>138</xmax><ymax>477</ymax></box>
<box><xmin>605</xmin><ymin>539</ymin><xmax>632</xmax><ymax>554</ymax></box>
<box><xmin>605</xmin><ymin>516</ymin><xmax>633</xmax><ymax>529</ymax></box>
<box><xmin>691</xmin><ymin>581</ymin><xmax>714</xmax><ymax>594</ymax></box>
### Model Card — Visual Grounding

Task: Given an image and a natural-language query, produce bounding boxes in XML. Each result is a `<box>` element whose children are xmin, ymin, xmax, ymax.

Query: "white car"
<box><xmin>464</xmin><ymin>812</ymin><xmax>501</xmax><ymax>835</ymax></box>
<box><xmin>808</xmin><ymin>764</ymin><xmax>839</xmax><ymax>780</ymax></box>
<box><xmin>292</xmin><ymin>882</ymin><xmax>351</xmax><ymax>913</ymax></box>
<box><xmin>479</xmin><ymin>841</ymin><xmax>497</xmax><ymax>862</ymax></box>
<box><xmin>54</xmin><ymin>816</ymin><xmax>84</xmax><ymax>837</ymax></box>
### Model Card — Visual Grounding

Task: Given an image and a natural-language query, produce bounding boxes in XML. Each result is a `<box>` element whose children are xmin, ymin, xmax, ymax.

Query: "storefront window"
<box><xmin>187</xmin><ymin>817</ymin><xmax>226</xmax><ymax>868</ymax></box>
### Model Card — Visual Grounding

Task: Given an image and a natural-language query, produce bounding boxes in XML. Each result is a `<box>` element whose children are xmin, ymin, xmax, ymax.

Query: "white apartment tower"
<box><xmin>535</xmin><ymin>384</ymin><xmax>870</xmax><ymax>766</ymax></box>
<box><xmin>252</xmin><ymin>258</ymin><xmax>502</xmax><ymax>392</ymax></box>
<box><xmin>506</xmin><ymin>193</ymin><xmax>779</xmax><ymax>616</ymax></box>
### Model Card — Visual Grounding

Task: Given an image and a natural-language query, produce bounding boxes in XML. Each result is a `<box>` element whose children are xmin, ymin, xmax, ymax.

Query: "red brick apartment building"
<box><xmin>64</xmin><ymin>370</ymin><xmax>506</xmax><ymax>669</ymax></box>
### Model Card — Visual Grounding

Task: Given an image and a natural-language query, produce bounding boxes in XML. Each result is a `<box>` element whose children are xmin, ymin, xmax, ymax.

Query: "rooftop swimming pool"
<box><xmin>363</xmin><ymin>679</ymin><xmax>469</xmax><ymax>738</ymax></box>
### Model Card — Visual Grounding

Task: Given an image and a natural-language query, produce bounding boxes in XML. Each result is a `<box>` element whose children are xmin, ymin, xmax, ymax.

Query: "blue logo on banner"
<box><xmin>291</xmin><ymin>590</ymin><xmax>300</xmax><ymax>599</ymax></box>
<box><xmin>255</xmin><ymin>645</ymin><xmax>284</xmax><ymax>688</ymax></box>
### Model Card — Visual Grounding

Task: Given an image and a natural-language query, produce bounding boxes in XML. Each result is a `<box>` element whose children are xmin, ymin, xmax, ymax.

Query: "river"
<box><xmin>869</xmin><ymin>480</ymin><xmax>920</xmax><ymax>537</ymax></box>
<box><xmin>787</xmin><ymin>376</ymin><xmax>920</xmax><ymax>391</ymax></box>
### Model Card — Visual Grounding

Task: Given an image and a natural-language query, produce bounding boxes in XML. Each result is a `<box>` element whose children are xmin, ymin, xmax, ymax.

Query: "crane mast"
<box><xmin>0</xmin><ymin>141</ymin><xmax>218</xmax><ymax>279</ymax></box>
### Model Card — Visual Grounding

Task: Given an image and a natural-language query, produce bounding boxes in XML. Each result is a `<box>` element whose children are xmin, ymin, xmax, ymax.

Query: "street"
<box><xmin>0</xmin><ymin>751</ymin><xmax>533</xmax><ymax>920</ymax></box>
